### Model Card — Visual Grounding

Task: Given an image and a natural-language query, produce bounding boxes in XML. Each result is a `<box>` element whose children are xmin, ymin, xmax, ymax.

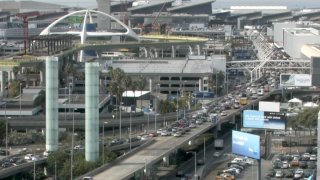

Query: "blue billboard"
<box><xmin>243</xmin><ymin>110</ymin><xmax>286</xmax><ymax>130</ymax></box>
<box><xmin>232</xmin><ymin>130</ymin><xmax>260</xmax><ymax>160</ymax></box>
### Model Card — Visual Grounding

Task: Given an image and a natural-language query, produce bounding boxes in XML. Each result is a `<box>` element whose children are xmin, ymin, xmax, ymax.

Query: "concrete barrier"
<box><xmin>75</xmin><ymin>139</ymin><xmax>155</xmax><ymax>180</ymax></box>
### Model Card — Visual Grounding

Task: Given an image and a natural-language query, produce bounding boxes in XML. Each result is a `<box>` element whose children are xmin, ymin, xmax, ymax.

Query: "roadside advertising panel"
<box><xmin>243</xmin><ymin>110</ymin><xmax>286</xmax><ymax>130</ymax></box>
<box><xmin>280</xmin><ymin>74</ymin><xmax>312</xmax><ymax>87</ymax></box>
<box><xmin>259</xmin><ymin>101</ymin><xmax>280</xmax><ymax>112</ymax></box>
<box><xmin>232</xmin><ymin>130</ymin><xmax>260</xmax><ymax>159</ymax></box>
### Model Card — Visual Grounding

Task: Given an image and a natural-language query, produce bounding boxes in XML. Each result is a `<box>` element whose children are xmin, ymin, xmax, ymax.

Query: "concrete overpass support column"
<box><xmin>0</xmin><ymin>71</ymin><xmax>4</xmax><ymax>96</ymax></box>
<box><xmin>45</xmin><ymin>57</ymin><xmax>59</xmax><ymax>151</ymax></box>
<box><xmin>232</xmin><ymin>115</ymin><xmax>236</xmax><ymax>124</ymax></box>
<box><xmin>40</xmin><ymin>70</ymin><xmax>44</xmax><ymax>86</ymax></box>
<box><xmin>196</xmin><ymin>44</ymin><xmax>201</xmax><ymax>55</ymax></box>
<box><xmin>7</xmin><ymin>71</ymin><xmax>11</xmax><ymax>82</ymax></box>
<box><xmin>317</xmin><ymin>110</ymin><xmax>320</xmax><ymax>179</ymax></box>
<box><xmin>11</xmin><ymin>71</ymin><xmax>15</xmax><ymax>80</ymax></box>
<box><xmin>85</xmin><ymin>62</ymin><xmax>100</xmax><ymax>162</ymax></box>
<box><xmin>154</xmin><ymin>48</ymin><xmax>158</xmax><ymax>58</ymax></box>
<box><xmin>171</xmin><ymin>46</ymin><xmax>175</xmax><ymax>58</ymax></box>
<box><xmin>198</xmin><ymin>78</ymin><xmax>203</xmax><ymax>92</ymax></box>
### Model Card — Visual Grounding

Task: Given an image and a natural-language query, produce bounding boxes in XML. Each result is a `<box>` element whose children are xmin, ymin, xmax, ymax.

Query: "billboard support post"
<box><xmin>258</xmin><ymin>159</ymin><xmax>261</xmax><ymax>180</ymax></box>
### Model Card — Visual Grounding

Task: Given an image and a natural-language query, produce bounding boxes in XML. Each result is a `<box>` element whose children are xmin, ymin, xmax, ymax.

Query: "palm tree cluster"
<box><xmin>107</xmin><ymin>67</ymin><xmax>147</xmax><ymax>111</ymax></box>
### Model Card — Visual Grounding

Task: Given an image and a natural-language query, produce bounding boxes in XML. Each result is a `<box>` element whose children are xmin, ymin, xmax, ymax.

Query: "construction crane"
<box><xmin>16</xmin><ymin>11</ymin><xmax>40</xmax><ymax>54</ymax></box>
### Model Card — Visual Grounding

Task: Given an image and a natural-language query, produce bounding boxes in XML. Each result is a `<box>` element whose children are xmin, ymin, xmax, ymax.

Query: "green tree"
<box><xmin>33</xmin><ymin>90</ymin><xmax>46</xmax><ymax>114</ymax></box>
<box><xmin>289</xmin><ymin>107</ymin><xmax>319</xmax><ymax>135</ymax></box>
<box><xmin>123</xmin><ymin>76</ymin><xmax>132</xmax><ymax>107</ymax></box>
<box><xmin>158</xmin><ymin>100</ymin><xmax>176</xmax><ymax>126</ymax></box>
<box><xmin>131</xmin><ymin>80</ymin><xmax>138</xmax><ymax>111</ymax></box>
<box><xmin>8</xmin><ymin>80</ymin><xmax>21</xmax><ymax>97</ymax></box>
<box><xmin>0</xmin><ymin>120</ymin><xmax>5</xmax><ymax>145</ymax></box>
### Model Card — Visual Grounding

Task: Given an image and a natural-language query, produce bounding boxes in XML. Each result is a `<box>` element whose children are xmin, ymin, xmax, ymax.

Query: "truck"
<box><xmin>209</xmin><ymin>113</ymin><xmax>218</xmax><ymax>124</ymax></box>
<box><xmin>214</xmin><ymin>139</ymin><xmax>224</xmax><ymax>150</ymax></box>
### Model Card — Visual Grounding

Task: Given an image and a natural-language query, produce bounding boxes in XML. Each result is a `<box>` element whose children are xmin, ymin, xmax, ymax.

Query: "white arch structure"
<box><xmin>40</xmin><ymin>9</ymin><xmax>139</xmax><ymax>62</ymax></box>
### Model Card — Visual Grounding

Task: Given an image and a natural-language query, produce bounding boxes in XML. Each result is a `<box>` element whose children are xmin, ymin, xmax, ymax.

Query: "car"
<box><xmin>220</xmin><ymin>111</ymin><xmax>227</xmax><ymax>116</ymax></box>
<box><xmin>299</xmin><ymin>161</ymin><xmax>307</xmax><ymax>169</ymax></box>
<box><xmin>223</xmin><ymin>168</ymin><xmax>240</xmax><ymax>175</ymax></box>
<box><xmin>1</xmin><ymin>162</ymin><xmax>11</xmax><ymax>168</ymax></box>
<box><xmin>213</xmin><ymin>152</ymin><xmax>222</xmax><ymax>158</ymax></box>
<box><xmin>176</xmin><ymin>170</ymin><xmax>185</xmax><ymax>178</ymax></box>
<box><xmin>32</xmin><ymin>155</ymin><xmax>41</xmax><ymax>161</ymax></box>
<box><xmin>275</xmin><ymin>170</ymin><xmax>284</xmax><ymax>178</ymax></box>
<box><xmin>189</xmin><ymin>123</ymin><xmax>196</xmax><ymax>128</ymax></box>
<box><xmin>265</xmin><ymin>169</ymin><xmax>275</xmax><ymax>177</ymax></box>
<box><xmin>126</xmin><ymin>137</ymin><xmax>140</xmax><ymax>143</ymax></box>
<box><xmin>309</xmin><ymin>154</ymin><xmax>317</xmax><ymax>161</ymax></box>
<box><xmin>281</xmin><ymin>161</ymin><xmax>289</xmax><ymax>169</ymax></box>
<box><xmin>229</xmin><ymin>164</ymin><xmax>244</xmax><ymax>171</ymax></box>
<box><xmin>302</xmin><ymin>153</ymin><xmax>310</xmax><ymax>159</ymax></box>
<box><xmin>290</xmin><ymin>157</ymin><xmax>299</xmax><ymax>166</ymax></box>
<box><xmin>173</xmin><ymin>131</ymin><xmax>182</xmax><ymax>137</ymax></box>
<box><xmin>161</xmin><ymin>130</ymin><xmax>171</xmax><ymax>136</ymax></box>
<box><xmin>195</xmin><ymin>119</ymin><xmax>203</xmax><ymax>124</ymax></box>
<box><xmin>140</xmin><ymin>135</ymin><xmax>149</xmax><ymax>141</ymax></box>
<box><xmin>294</xmin><ymin>169</ymin><xmax>304</xmax><ymax>179</ymax></box>
<box><xmin>284</xmin><ymin>170</ymin><xmax>294</xmax><ymax>178</ymax></box>
<box><xmin>43</xmin><ymin>150</ymin><xmax>53</xmax><ymax>157</ymax></box>
<box><xmin>307</xmin><ymin>161</ymin><xmax>316</xmax><ymax>169</ymax></box>
<box><xmin>148</xmin><ymin>132</ymin><xmax>157</xmax><ymax>137</ymax></box>
<box><xmin>110</xmin><ymin>139</ymin><xmax>124</xmax><ymax>146</ymax></box>
<box><xmin>74</xmin><ymin>145</ymin><xmax>84</xmax><ymax>150</ymax></box>
<box><xmin>197</xmin><ymin>159</ymin><xmax>204</xmax><ymax>165</ymax></box>
<box><xmin>24</xmin><ymin>154</ymin><xmax>33</xmax><ymax>160</ymax></box>
<box><xmin>13</xmin><ymin>159</ymin><xmax>27</xmax><ymax>166</ymax></box>
<box><xmin>82</xmin><ymin>177</ymin><xmax>93</xmax><ymax>180</ymax></box>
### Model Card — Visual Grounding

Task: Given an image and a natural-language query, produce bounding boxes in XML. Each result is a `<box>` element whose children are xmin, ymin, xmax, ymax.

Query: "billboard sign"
<box><xmin>280</xmin><ymin>74</ymin><xmax>312</xmax><ymax>87</ymax></box>
<box><xmin>243</xmin><ymin>110</ymin><xmax>286</xmax><ymax>130</ymax></box>
<box><xmin>232</xmin><ymin>130</ymin><xmax>260</xmax><ymax>159</ymax></box>
<box><xmin>259</xmin><ymin>101</ymin><xmax>280</xmax><ymax>112</ymax></box>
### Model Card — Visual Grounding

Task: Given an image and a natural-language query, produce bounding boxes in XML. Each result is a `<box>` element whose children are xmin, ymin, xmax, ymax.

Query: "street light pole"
<box><xmin>204</xmin><ymin>136</ymin><xmax>206</xmax><ymax>162</ymax></box>
<box><xmin>33</xmin><ymin>149</ymin><xmax>36</xmax><ymax>180</ymax></box>
<box><xmin>65</xmin><ymin>86</ymin><xmax>67</xmax><ymax>121</ymax></box>
<box><xmin>103</xmin><ymin>121</ymin><xmax>108</xmax><ymax>164</ymax></box>
<box><xmin>129</xmin><ymin>108</ymin><xmax>132</xmax><ymax>151</ymax></box>
<box><xmin>120</xmin><ymin>102</ymin><xmax>122</xmax><ymax>140</ymax></box>
<box><xmin>194</xmin><ymin>151</ymin><xmax>197</xmax><ymax>179</ymax></box>
<box><xmin>112</xmin><ymin>114</ymin><xmax>115</xmax><ymax>136</ymax></box>
<box><xmin>71</xmin><ymin>104</ymin><xmax>75</xmax><ymax>180</ymax></box>
<box><xmin>177</xmin><ymin>90</ymin><xmax>179</xmax><ymax>121</ymax></box>
<box><xmin>19</xmin><ymin>83</ymin><xmax>22</xmax><ymax>117</ymax></box>
<box><xmin>154</xmin><ymin>84</ymin><xmax>159</xmax><ymax>131</ymax></box>
<box><xmin>5</xmin><ymin>102</ymin><xmax>8</xmax><ymax>159</ymax></box>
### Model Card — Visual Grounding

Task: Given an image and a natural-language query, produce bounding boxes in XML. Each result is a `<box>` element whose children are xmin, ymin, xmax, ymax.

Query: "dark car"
<box><xmin>110</xmin><ymin>138</ymin><xmax>124</xmax><ymax>146</ymax></box>
<box><xmin>307</xmin><ymin>161</ymin><xmax>316</xmax><ymax>169</ymax></box>
<box><xmin>176</xmin><ymin>170</ymin><xmax>185</xmax><ymax>178</ymax></box>
<box><xmin>299</xmin><ymin>161</ymin><xmax>308</xmax><ymax>169</ymax></box>
<box><xmin>126</xmin><ymin>137</ymin><xmax>139</xmax><ymax>143</ymax></box>
<box><xmin>1</xmin><ymin>162</ymin><xmax>11</xmax><ymax>168</ymax></box>
<box><xmin>284</xmin><ymin>170</ymin><xmax>294</xmax><ymax>178</ymax></box>
<box><xmin>265</xmin><ymin>169</ymin><xmax>275</xmax><ymax>177</ymax></box>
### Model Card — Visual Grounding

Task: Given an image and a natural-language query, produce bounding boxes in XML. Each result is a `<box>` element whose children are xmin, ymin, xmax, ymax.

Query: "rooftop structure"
<box><xmin>0</xmin><ymin>1</ymin><xmax>67</xmax><ymax>13</ymax></box>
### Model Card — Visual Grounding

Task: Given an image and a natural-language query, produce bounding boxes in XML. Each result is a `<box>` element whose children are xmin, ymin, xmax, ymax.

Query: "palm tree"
<box><xmin>123</xmin><ymin>76</ymin><xmax>132</xmax><ymax>108</ymax></box>
<box><xmin>131</xmin><ymin>81</ymin><xmax>138</xmax><ymax>112</ymax></box>
<box><xmin>137</xmin><ymin>77</ymin><xmax>147</xmax><ymax>111</ymax></box>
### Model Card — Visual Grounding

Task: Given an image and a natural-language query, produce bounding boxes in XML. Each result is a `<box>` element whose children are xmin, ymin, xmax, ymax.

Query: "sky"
<box><xmin>30</xmin><ymin>0</ymin><xmax>320</xmax><ymax>9</ymax></box>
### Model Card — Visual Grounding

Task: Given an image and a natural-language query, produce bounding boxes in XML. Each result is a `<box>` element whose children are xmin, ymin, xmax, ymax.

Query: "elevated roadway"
<box><xmin>0</xmin><ymin>159</ymin><xmax>46</xmax><ymax>179</ymax></box>
<box><xmin>88</xmin><ymin>91</ymin><xmax>274</xmax><ymax>180</ymax></box>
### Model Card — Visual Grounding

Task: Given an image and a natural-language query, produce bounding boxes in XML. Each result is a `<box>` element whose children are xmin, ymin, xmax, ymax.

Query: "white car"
<box><xmin>24</xmin><ymin>154</ymin><xmax>33</xmax><ymax>160</ymax></box>
<box><xmin>220</xmin><ymin>111</ymin><xmax>227</xmax><ymax>116</ymax></box>
<box><xmin>281</xmin><ymin>161</ymin><xmax>289</xmax><ymax>169</ymax></box>
<box><xmin>310</xmin><ymin>154</ymin><xmax>317</xmax><ymax>161</ymax></box>
<box><xmin>161</xmin><ymin>130</ymin><xmax>171</xmax><ymax>136</ymax></box>
<box><xmin>173</xmin><ymin>131</ymin><xmax>182</xmax><ymax>137</ymax></box>
<box><xmin>32</xmin><ymin>155</ymin><xmax>40</xmax><ymax>161</ymax></box>
<box><xmin>213</xmin><ymin>152</ymin><xmax>222</xmax><ymax>158</ymax></box>
<box><xmin>275</xmin><ymin>170</ymin><xmax>283</xmax><ymax>178</ymax></box>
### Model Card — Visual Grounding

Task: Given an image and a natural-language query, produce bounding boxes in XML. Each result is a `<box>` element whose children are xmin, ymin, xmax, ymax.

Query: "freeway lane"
<box><xmin>93</xmin><ymin>122</ymin><xmax>215</xmax><ymax>180</ymax></box>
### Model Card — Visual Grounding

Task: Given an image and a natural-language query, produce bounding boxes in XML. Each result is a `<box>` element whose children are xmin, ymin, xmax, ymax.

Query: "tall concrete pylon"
<box><xmin>85</xmin><ymin>62</ymin><xmax>100</xmax><ymax>162</ymax></box>
<box><xmin>96</xmin><ymin>0</ymin><xmax>111</xmax><ymax>31</ymax></box>
<box><xmin>45</xmin><ymin>57</ymin><xmax>59</xmax><ymax>151</ymax></box>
